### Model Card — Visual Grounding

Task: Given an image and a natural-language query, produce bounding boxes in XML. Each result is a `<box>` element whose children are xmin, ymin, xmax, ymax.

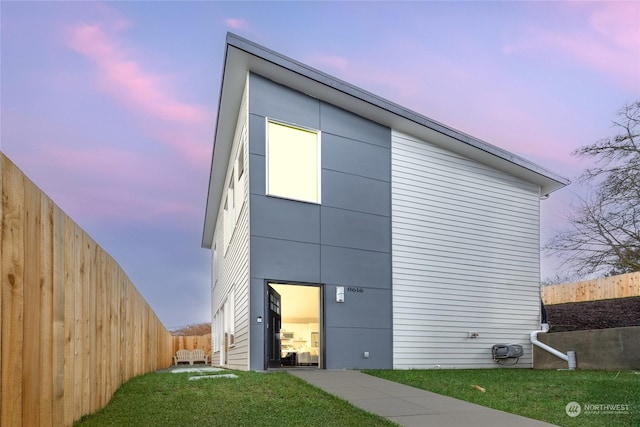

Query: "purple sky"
<box><xmin>2</xmin><ymin>2</ymin><xmax>639</xmax><ymax>329</ymax></box>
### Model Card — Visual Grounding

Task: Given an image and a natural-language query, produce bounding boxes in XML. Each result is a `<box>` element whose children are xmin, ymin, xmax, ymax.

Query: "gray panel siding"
<box><xmin>250</xmin><ymin>74</ymin><xmax>320</xmax><ymax>130</ymax></box>
<box><xmin>249</xmin><ymin>152</ymin><xmax>265</xmax><ymax>195</ymax></box>
<box><xmin>321</xmin><ymin>207</ymin><xmax>390</xmax><ymax>252</ymax></box>
<box><xmin>320</xmin><ymin>102</ymin><xmax>391</xmax><ymax>148</ymax></box>
<box><xmin>324</xmin><ymin>287</ymin><xmax>393</xmax><ymax>330</ymax></box>
<box><xmin>251</xmin><ymin>236</ymin><xmax>321</xmax><ymax>284</ymax></box>
<box><xmin>324</xmin><ymin>326</ymin><xmax>393</xmax><ymax>369</ymax></box>
<box><xmin>248</xmin><ymin>73</ymin><xmax>392</xmax><ymax>370</ymax></box>
<box><xmin>391</xmin><ymin>130</ymin><xmax>541</xmax><ymax>369</ymax></box>
<box><xmin>249</xmin><ymin>278</ymin><xmax>265</xmax><ymax>367</ymax></box>
<box><xmin>322</xmin><ymin>170</ymin><xmax>390</xmax><ymax>216</ymax></box>
<box><xmin>321</xmin><ymin>246</ymin><xmax>390</xmax><ymax>289</ymax></box>
<box><xmin>249</xmin><ymin>114</ymin><xmax>266</xmax><ymax>156</ymax></box>
<box><xmin>322</xmin><ymin>134</ymin><xmax>390</xmax><ymax>181</ymax></box>
<box><xmin>250</xmin><ymin>195</ymin><xmax>320</xmax><ymax>243</ymax></box>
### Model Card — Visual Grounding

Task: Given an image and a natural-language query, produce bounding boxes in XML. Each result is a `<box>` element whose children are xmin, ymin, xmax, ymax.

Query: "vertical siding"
<box><xmin>1</xmin><ymin>154</ymin><xmax>174</xmax><ymax>427</ymax></box>
<box><xmin>211</xmin><ymin>77</ymin><xmax>250</xmax><ymax>370</ymax></box>
<box><xmin>391</xmin><ymin>131</ymin><xmax>542</xmax><ymax>369</ymax></box>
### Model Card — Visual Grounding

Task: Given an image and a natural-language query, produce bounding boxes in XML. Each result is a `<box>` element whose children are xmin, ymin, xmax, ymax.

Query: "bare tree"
<box><xmin>545</xmin><ymin>100</ymin><xmax>640</xmax><ymax>276</ymax></box>
<box><xmin>172</xmin><ymin>322</ymin><xmax>211</xmax><ymax>336</ymax></box>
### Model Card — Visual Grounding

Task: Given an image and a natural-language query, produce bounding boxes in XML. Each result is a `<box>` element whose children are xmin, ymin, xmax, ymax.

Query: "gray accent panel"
<box><xmin>249</xmin><ymin>114</ymin><xmax>266</xmax><ymax>155</ymax></box>
<box><xmin>321</xmin><ymin>207</ymin><xmax>391</xmax><ymax>252</ymax></box>
<box><xmin>247</xmin><ymin>75</ymin><xmax>393</xmax><ymax>370</ymax></box>
<box><xmin>324</xmin><ymin>327</ymin><xmax>393</xmax><ymax>369</ymax></box>
<box><xmin>249</xmin><ymin>153</ymin><xmax>265</xmax><ymax>195</ymax></box>
<box><xmin>250</xmin><ymin>73</ymin><xmax>320</xmax><ymax>129</ymax></box>
<box><xmin>321</xmin><ymin>102</ymin><xmax>390</xmax><ymax>148</ymax></box>
<box><xmin>249</xmin><ymin>278</ymin><xmax>265</xmax><ymax>370</ymax></box>
<box><xmin>324</xmin><ymin>286</ymin><xmax>392</xmax><ymax>329</ymax></box>
<box><xmin>250</xmin><ymin>236</ymin><xmax>320</xmax><ymax>283</ymax></box>
<box><xmin>321</xmin><ymin>246</ymin><xmax>391</xmax><ymax>288</ymax></box>
<box><xmin>250</xmin><ymin>195</ymin><xmax>320</xmax><ymax>243</ymax></box>
<box><xmin>323</xmin><ymin>286</ymin><xmax>393</xmax><ymax>369</ymax></box>
<box><xmin>322</xmin><ymin>170</ymin><xmax>390</xmax><ymax>216</ymax></box>
<box><xmin>323</xmin><ymin>133</ymin><xmax>390</xmax><ymax>182</ymax></box>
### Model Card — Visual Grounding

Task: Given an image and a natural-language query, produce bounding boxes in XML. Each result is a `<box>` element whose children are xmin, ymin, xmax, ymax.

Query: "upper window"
<box><xmin>266</xmin><ymin>120</ymin><xmax>320</xmax><ymax>204</ymax></box>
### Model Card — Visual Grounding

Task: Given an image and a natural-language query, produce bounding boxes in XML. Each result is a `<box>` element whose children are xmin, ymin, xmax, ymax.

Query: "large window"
<box><xmin>267</xmin><ymin>120</ymin><xmax>320</xmax><ymax>204</ymax></box>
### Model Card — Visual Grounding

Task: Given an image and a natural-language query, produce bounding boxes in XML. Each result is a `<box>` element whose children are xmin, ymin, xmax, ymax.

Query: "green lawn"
<box><xmin>365</xmin><ymin>369</ymin><xmax>640</xmax><ymax>427</ymax></box>
<box><xmin>74</xmin><ymin>368</ymin><xmax>640</xmax><ymax>427</ymax></box>
<box><xmin>74</xmin><ymin>370</ymin><xmax>395</xmax><ymax>427</ymax></box>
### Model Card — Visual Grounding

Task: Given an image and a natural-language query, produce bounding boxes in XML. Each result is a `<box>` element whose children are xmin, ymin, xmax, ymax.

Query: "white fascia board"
<box><xmin>202</xmin><ymin>43</ymin><xmax>246</xmax><ymax>248</ymax></box>
<box><xmin>202</xmin><ymin>33</ymin><xmax>571</xmax><ymax>247</ymax></box>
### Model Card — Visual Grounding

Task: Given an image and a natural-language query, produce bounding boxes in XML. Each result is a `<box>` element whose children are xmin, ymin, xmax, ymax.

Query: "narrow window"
<box><xmin>213</xmin><ymin>312</ymin><xmax>219</xmax><ymax>353</ymax></box>
<box><xmin>266</xmin><ymin>120</ymin><xmax>320</xmax><ymax>204</ymax></box>
<box><xmin>223</xmin><ymin>171</ymin><xmax>235</xmax><ymax>252</ymax></box>
<box><xmin>237</xmin><ymin>144</ymin><xmax>245</xmax><ymax>179</ymax></box>
<box><xmin>226</xmin><ymin>287</ymin><xmax>236</xmax><ymax>347</ymax></box>
<box><xmin>213</xmin><ymin>243</ymin><xmax>218</xmax><ymax>284</ymax></box>
<box><xmin>235</xmin><ymin>145</ymin><xmax>245</xmax><ymax>221</ymax></box>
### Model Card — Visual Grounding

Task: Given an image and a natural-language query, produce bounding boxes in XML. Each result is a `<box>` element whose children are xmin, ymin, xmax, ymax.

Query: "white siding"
<box><xmin>211</xmin><ymin>77</ymin><xmax>250</xmax><ymax>370</ymax></box>
<box><xmin>391</xmin><ymin>130</ymin><xmax>542</xmax><ymax>369</ymax></box>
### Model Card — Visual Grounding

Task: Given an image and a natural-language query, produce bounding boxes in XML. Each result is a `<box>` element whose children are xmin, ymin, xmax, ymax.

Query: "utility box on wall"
<box><xmin>492</xmin><ymin>344</ymin><xmax>524</xmax><ymax>360</ymax></box>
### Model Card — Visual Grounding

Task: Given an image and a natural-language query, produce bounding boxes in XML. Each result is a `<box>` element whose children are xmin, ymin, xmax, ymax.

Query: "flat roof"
<box><xmin>202</xmin><ymin>33</ymin><xmax>570</xmax><ymax>248</ymax></box>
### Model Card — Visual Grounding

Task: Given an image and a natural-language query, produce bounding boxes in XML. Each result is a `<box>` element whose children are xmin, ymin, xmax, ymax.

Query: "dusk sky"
<box><xmin>2</xmin><ymin>1</ymin><xmax>639</xmax><ymax>329</ymax></box>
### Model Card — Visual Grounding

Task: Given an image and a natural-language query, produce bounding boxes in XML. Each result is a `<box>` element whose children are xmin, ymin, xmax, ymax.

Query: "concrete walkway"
<box><xmin>290</xmin><ymin>370</ymin><xmax>557</xmax><ymax>427</ymax></box>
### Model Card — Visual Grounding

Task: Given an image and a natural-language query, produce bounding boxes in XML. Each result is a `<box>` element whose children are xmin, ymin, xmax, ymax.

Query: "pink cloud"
<box><xmin>225</xmin><ymin>18</ymin><xmax>250</xmax><ymax>31</ymax></box>
<box><xmin>66</xmin><ymin>20</ymin><xmax>213</xmax><ymax>168</ymax></box>
<box><xmin>308</xmin><ymin>54</ymin><xmax>350</xmax><ymax>72</ymax></box>
<box><xmin>149</xmin><ymin>125</ymin><xmax>212</xmax><ymax>167</ymax></box>
<box><xmin>590</xmin><ymin>2</ymin><xmax>639</xmax><ymax>51</ymax></box>
<box><xmin>68</xmin><ymin>23</ymin><xmax>208</xmax><ymax>123</ymax></box>
<box><xmin>505</xmin><ymin>3</ymin><xmax>640</xmax><ymax>93</ymax></box>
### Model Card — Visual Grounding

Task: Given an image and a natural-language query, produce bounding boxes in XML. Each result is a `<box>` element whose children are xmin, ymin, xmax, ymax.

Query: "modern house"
<box><xmin>202</xmin><ymin>33</ymin><xmax>569</xmax><ymax>371</ymax></box>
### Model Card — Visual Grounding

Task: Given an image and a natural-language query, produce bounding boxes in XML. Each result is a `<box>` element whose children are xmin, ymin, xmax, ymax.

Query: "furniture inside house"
<box><xmin>297</xmin><ymin>348</ymin><xmax>319</xmax><ymax>366</ymax></box>
<box><xmin>281</xmin><ymin>351</ymin><xmax>297</xmax><ymax>366</ymax></box>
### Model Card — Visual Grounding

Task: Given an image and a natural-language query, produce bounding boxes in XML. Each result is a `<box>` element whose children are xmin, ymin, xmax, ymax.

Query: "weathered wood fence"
<box><xmin>1</xmin><ymin>154</ymin><xmax>178</xmax><ymax>426</ymax></box>
<box><xmin>542</xmin><ymin>272</ymin><xmax>640</xmax><ymax>305</ymax></box>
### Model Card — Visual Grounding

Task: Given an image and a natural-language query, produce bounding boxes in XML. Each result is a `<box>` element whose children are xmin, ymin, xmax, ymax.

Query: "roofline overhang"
<box><xmin>202</xmin><ymin>33</ymin><xmax>570</xmax><ymax>248</ymax></box>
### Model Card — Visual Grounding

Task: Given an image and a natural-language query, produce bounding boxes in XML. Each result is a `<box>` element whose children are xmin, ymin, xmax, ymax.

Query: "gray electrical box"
<box><xmin>492</xmin><ymin>344</ymin><xmax>524</xmax><ymax>360</ymax></box>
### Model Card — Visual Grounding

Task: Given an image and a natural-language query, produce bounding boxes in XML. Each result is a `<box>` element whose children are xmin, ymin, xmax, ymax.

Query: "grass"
<box><xmin>74</xmin><ymin>369</ymin><xmax>395</xmax><ymax>427</ymax></box>
<box><xmin>364</xmin><ymin>369</ymin><xmax>640</xmax><ymax>427</ymax></box>
<box><xmin>74</xmin><ymin>368</ymin><xmax>640</xmax><ymax>427</ymax></box>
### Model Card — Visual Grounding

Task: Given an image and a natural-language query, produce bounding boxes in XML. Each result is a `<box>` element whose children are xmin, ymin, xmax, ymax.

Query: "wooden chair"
<box><xmin>190</xmin><ymin>349</ymin><xmax>209</xmax><ymax>365</ymax></box>
<box><xmin>173</xmin><ymin>349</ymin><xmax>191</xmax><ymax>365</ymax></box>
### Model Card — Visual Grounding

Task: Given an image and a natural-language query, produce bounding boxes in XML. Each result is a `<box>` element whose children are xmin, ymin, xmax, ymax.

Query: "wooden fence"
<box><xmin>1</xmin><ymin>154</ymin><xmax>176</xmax><ymax>426</ymax></box>
<box><xmin>173</xmin><ymin>333</ymin><xmax>212</xmax><ymax>361</ymax></box>
<box><xmin>542</xmin><ymin>271</ymin><xmax>640</xmax><ymax>305</ymax></box>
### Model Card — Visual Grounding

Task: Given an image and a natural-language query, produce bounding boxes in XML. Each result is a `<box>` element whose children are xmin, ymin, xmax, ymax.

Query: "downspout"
<box><xmin>530</xmin><ymin>323</ymin><xmax>577</xmax><ymax>370</ymax></box>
